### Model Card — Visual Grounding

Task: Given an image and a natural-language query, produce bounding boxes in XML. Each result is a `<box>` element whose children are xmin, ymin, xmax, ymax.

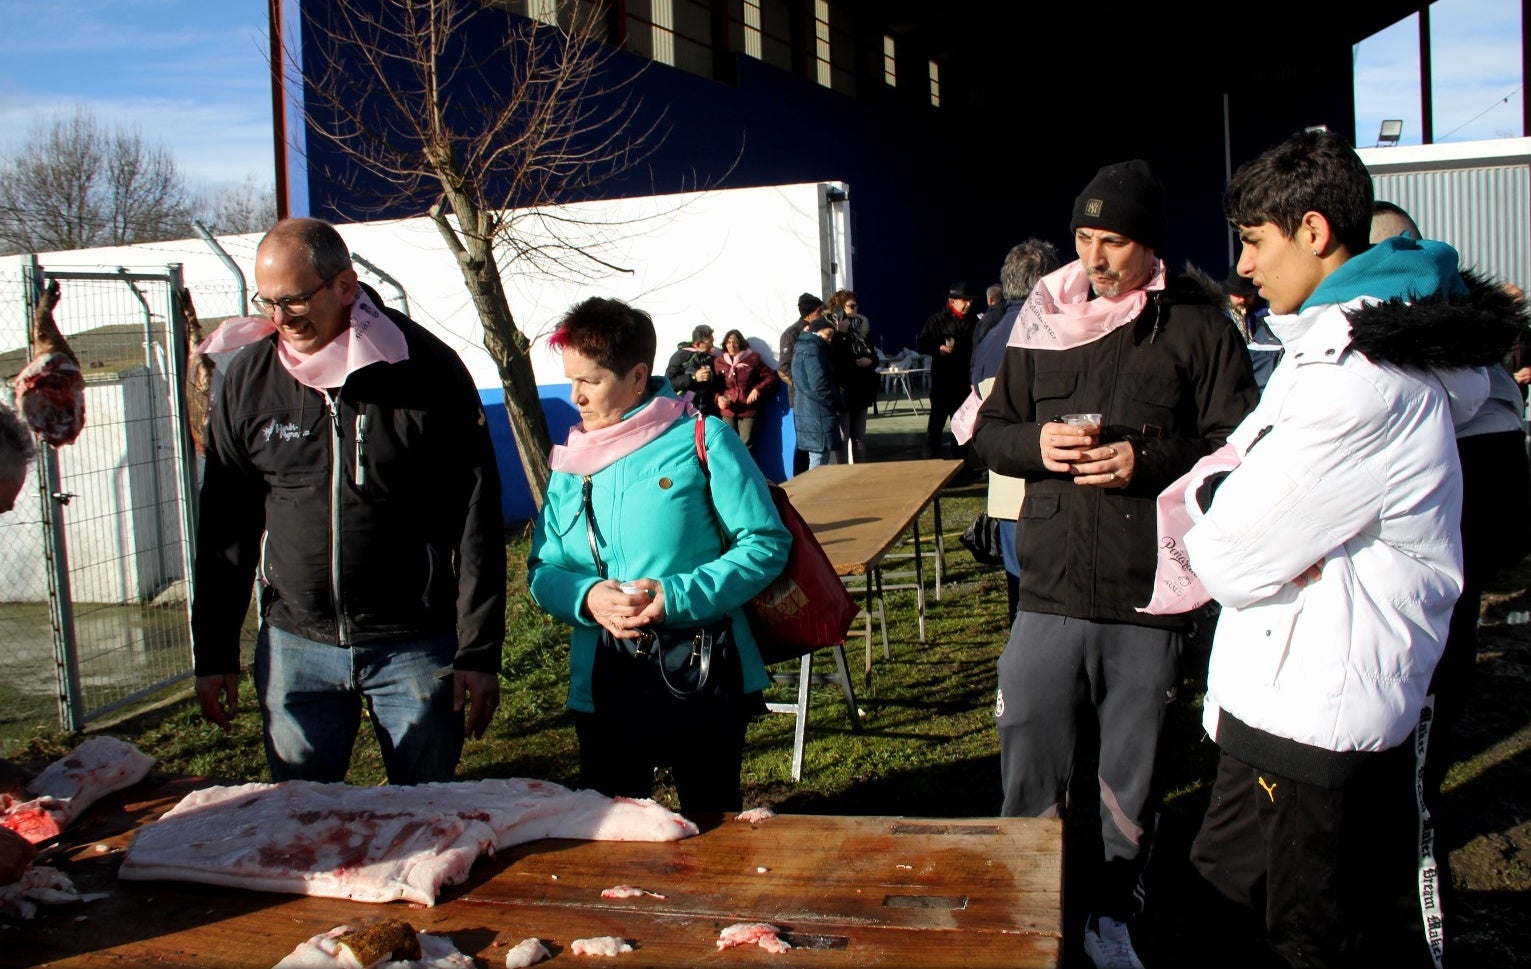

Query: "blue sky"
<box><xmin>0</xmin><ymin>0</ymin><xmax>1520</xmax><ymax>195</ymax></box>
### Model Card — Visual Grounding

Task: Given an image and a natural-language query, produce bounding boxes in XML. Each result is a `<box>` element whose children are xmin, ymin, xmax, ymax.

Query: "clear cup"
<box><xmin>1060</xmin><ymin>413</ymin><xmax>1102</xmax><ymax>437</ymax></box>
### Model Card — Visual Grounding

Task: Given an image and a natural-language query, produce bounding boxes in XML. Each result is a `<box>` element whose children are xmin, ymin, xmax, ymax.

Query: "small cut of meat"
<box><xmin>569</xmin><ymin>937</ymin><xmax>633</xmax><ymax>957</ymax></box>
<box><xmin>600</xmin><ymin>884</ymin><xmax>665</xmax><ymax>899</ymax></box>
<box><xmin>502</xmin><ymin>938</ymin><xmax>551</xmax><ymax>968</ymax></box>
<box><xmin>13</xmin><ymin>279</ymin><xmax>86</xmax><ymax>447</ymax></box>
<box><xmin>735</xmin><ymin>806</ymin><xmax>777</xmax><ymax>823</ymax></box>
<box><xmin>335</xmin><ymin>918</ymin><xmax>421</xmax><ymax>967</ymax></box>
<box><xmin>716</xmin><ymin>922</ymin><xmax>792</xmax><ymax>954</ymax></box>
<box><xmin>0</xmin><ymin>865</ymin><xmax>109</xmax><ymax>920</ymax></box>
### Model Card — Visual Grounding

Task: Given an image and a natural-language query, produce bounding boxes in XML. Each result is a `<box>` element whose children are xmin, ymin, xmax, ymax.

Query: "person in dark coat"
<box><xmin>971</xmin><ymin>159</ymin><xmax>1258</xmax><ymax>968</ymax></box>
<box><xmin>917</xmin><ymin>282</ymin><xmax>976</xmax><ymax>459</ymax></box>
<box><xmin>789</xmin><ymin>315</ymin><xmax>843</xmax><ymax>470</ymax></box>
<box><xmin>779</xmin><ymin>293</ymin><xmax>825</xmax><ymax>475</ymax></box>
<box><xmin>664</xmin><ymin>324</ymin><xmax>720</xmax><ymax>416</ymax></box>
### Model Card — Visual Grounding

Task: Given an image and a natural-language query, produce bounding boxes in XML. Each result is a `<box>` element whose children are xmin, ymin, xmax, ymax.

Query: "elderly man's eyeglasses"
<box><xmin>251</xmin><ymin>271</ymin><xmax>342</xmax><ymax>317</ymax></box>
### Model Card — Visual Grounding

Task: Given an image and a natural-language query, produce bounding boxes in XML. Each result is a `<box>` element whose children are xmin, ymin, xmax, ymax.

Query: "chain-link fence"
<box><xmin>0</xmin><ymin>263</ymin><xmax>249</xmax><ymax>743</ymax></box>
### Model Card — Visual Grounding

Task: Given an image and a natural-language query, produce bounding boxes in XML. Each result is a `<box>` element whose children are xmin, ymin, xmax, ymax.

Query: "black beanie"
<box><xmin>797</xmin><ymin>292</ymin><xmax>824</xmax><ymax>316</ymax></box>
<box><xmin>1069</xmin><ymin>159</ymin><xmax>1167</xmax><ymax>250</ymax></box>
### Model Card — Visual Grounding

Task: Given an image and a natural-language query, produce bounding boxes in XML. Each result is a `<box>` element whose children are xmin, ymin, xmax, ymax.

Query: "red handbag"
<box><xmin>695</xmin><ymin>419</ymin><xmax>859</xmax><ymax>664</ymax></box>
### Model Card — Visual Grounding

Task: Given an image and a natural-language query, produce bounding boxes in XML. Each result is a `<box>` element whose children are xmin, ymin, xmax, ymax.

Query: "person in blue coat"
<box><xmin>528</xmin><ymin>297</ymin><xmax>790</xmax><ymax>815</ymax></box>
<box><xmin>789</xmin><ymin>316</ymin><xmax>844</xmax><ymax>470</ymax></box>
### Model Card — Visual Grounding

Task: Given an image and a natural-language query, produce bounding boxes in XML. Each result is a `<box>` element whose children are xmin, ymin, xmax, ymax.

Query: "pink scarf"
<box><xmin>197</xmin><ymin>289</ymin><xmax>409</xmax><ymax>390</ymax></box>
<box><xmin>548</xmin><ymin>392</ymin><xmax>695</xmax><ymax>476</ymax></box>
<box><xmin>1137</xmin><ymin>443</ymin><xmax>1242</xmax><ymax>615</ymax></box>
<box><xmin>1010</xmin><ymin>258</ymin><xmax>1166</xmax><ymax>351</ymax></box>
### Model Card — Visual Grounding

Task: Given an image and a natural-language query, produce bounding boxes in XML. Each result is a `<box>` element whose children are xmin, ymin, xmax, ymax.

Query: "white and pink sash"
<box><xmin>197</xmin><ymin>289</ymin><xmax>409</xmax><ymax>390</ymax></box>
<box><xmin>1010</xmin><ymin>258</ymin><xmax>1166</xmax><ymax>351</ymax></box>
<box><xmin>548</xmin><ymin>393</ymin><xmax>696</xmax><ymax>477</ymax></box>
<box><xmin>1137</xmin><ymin>443</ymin><xmax>1242</xmax><ymax>615</ymax></box>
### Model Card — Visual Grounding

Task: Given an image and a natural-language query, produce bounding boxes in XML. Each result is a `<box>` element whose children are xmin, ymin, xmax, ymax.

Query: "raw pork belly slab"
<box><xmin>0</xmin><ymin>737</ymin><xmax>155</xmax><ymax>843</ymax></box>
<box><xmin>120</xmin><ymin>778</ymin><xmax>698</xmax><ymax>906</ymax></box>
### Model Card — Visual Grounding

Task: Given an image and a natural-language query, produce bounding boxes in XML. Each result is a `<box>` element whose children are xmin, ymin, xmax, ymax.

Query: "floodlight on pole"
<box><xmin>1377</xmin><ymin>119</ymin><xmax>1404</xmax><ymax>147</ymax></box>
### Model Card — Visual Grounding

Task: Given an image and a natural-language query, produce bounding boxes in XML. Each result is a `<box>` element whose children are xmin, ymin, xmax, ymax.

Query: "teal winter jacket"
<box><xmin>528</xmin><ymin>383</ymin><xmax>790</xmax><ymax>712</ymax></box>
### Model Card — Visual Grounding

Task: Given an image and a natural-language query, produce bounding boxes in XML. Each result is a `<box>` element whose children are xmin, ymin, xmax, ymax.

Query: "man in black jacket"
<box><xmin>191</xmin><ymin>217</ymin><xmax>505</xmax><ymax>786</ymax></box>
<box><xmin>917</xmin><ymin>282</ymin><xmax>976</xmax><ymax>459</ymax></box>
<box><xmin>971</xmin><ymin>160</ymin><xmax>1258</xmax><ymax>969</ymax></box>
<box><xmin>664</xmin><ymin>324</ymin><xmax>720</xmax><ymax>415</ymax></box>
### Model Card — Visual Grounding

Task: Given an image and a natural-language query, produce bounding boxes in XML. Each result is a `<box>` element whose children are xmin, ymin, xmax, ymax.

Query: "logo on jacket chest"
<box><xmin>263</xmin><ymin>420</ymin><xmax>309</xmax><ymax>442</ymax></box>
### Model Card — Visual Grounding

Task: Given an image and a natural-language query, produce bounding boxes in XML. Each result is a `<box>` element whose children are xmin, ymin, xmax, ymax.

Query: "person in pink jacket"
<box><xmin>714</xmin><ymin>329</ymin><xmax>778</xmax><ymax>451</ymax></box>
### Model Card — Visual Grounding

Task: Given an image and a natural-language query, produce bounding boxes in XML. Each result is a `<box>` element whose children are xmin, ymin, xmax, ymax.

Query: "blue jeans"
<box><xmin>254</xmin><ymin>624</ymin><xmax>463</xmax><ymax>785</ymax></box>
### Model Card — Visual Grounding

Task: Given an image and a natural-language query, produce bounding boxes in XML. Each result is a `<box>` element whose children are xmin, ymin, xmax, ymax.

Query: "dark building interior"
<box><xmin>294</xmin><ymin>0</ymin><xmax>1437</xmax><ymax>352</ymax></box>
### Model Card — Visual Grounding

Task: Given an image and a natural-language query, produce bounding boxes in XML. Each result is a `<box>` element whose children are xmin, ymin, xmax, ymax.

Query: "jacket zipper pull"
<box><xmin>355</xmin><ymin>413</ymin><xmax>369</xmax><ymax>486</ymax></box>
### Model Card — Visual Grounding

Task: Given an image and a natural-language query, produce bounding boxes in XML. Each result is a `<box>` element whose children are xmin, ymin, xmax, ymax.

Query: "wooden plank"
<box><xmin>7</xmin><ymin>781</ymin><xmax>1061</xmax><ymax>969</ymax></box>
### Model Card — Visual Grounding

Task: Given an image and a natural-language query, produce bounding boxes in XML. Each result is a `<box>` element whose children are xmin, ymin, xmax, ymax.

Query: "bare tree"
<box><xmin>294</xmin><ymin>0</ymin><xmax>683</xmax><ymax>510</ymax></box>
<box><xmin>0</xmin><ymin>107</ymin><xmax>194</xmax><ymax>254</ymax></box>
<box><xmin>195</xmin><ymin>176</ymin><xmax>279</xmax><ymax>236</ymax></box>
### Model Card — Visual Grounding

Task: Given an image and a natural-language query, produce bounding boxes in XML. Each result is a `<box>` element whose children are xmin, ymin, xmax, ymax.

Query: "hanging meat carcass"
<box><xmin>12</xmin><ymin>279</ymin><xmax>86</xmax><ymax>447</ymax></box>
<box><xmin>180</xmin><ymin>288</ymin><xmax>216</xmax><ymax>454</ymax></box>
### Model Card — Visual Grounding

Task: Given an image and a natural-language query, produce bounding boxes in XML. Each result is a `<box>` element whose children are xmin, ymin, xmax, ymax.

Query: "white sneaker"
<box><xmin>1083</xmin><ymin>914</ymin><xmax>1144</xmax><ymax>969</ymax></box>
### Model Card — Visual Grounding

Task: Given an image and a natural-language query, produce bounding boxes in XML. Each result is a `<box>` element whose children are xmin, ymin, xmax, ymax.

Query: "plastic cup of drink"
<box><xmin>1060</xmin><ymin>413</ymin><xmax>1102</xmax><ymax>437</ymax></box>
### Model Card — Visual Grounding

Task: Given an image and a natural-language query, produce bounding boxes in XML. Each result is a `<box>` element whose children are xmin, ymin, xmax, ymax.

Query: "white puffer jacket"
<box><xmin>1187</xmin><ymin>298</ymin><xmax>1487</xmax><ymax>762</ymax></box>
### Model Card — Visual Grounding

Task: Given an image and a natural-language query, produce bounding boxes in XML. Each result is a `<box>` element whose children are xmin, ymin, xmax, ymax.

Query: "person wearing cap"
<box><xmin>917</xmin><ymin>282</ymin><xmax>978</xmax><ymax>459</ymax></box>
<box><xmin>664</xmin><ymin>324</ymin><xmax>721</xmax><ymax>416</ymax></box>
<box><xmin>971</xmin><ymin>159</ymin><xmax>1258</xmax><ymax>968</ymax></box>
<box><xmin>1222</xmin><ymin>265</ymin><xmax>1283</xmax><ymax>392</ymax></box>
<box><xmin>779</xmin><ymin>292</ymin><xmax>827</xmax><ymax>474</ymax></box>
<box><xmin>789</xmin><ymin>312</ymin><xmax>843</xmax><ymax>469</ymax></box>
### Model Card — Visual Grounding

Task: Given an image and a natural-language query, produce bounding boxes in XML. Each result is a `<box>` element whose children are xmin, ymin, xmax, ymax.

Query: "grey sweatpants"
<box><xmin>996</xmin><ymin>612</ymin><xmax>1182</xmax><ymax>915</ymax></box>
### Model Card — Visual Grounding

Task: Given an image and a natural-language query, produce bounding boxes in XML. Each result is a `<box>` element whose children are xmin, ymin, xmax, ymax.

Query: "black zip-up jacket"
<box><xmin>191</xmin><ymin>296</ymin><xmax>506</xmax><ymax>675</ymax></box>
<box><xmin>971</xmin><ymin>271</ymin><xmax>1259</xmax><ymax>629</ymax></box>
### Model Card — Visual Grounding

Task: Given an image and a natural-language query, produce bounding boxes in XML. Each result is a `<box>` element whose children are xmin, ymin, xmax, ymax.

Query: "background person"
<box><xmin>0</xmin><ymin>402</ymin><xmax>37</xmax><ymax>514</ymax></box>
<box><xmin>527</xmin><ymin>297</ymin><xmax>789</xmax><ymax>815</ymax></box>
<box><xmin>664</xmin><ymin>324</ymin><xmax>721</xmax><ymax>416</ymax></box>
<box><xmin>968</xmin><ymin>239</ymin><xmax>1060</xmax><ymax>627</ymax></box>
<box><xmin>779</xmin><ymin>292</ymin><xmax>826</xmax><ymax>475</ymax></box>
<box><xmin>1221</xmin><ymin>265</ymin><xmax>1282</xmax><ymax>393</ymax></box>
<box><xmin>917</xmin><ymin>282</ymin><xmax>977</xmax><ymax>460</ymax></box>
<box><xmin>971</xmin><ymin>159</ymin><xmax>1258</xmax><ymax>969</ymax></box>
<box><xmin>714</xmin><ymin>328</ymin><xmax>778</xmax><ymax>452</ymax></box>
<box><xmin>190</xmin><ymin>217</ymin><xmax>505</xmax><ymax>785</ymax></box>
<box><xmin>827</xmin><ymin>290</ymin><xmax>879</xmax><ymax>462</ymax></box>
<box><xmin>790</xmin><ymin>314</ymin><xmax>844</xmax><ymax>470</ymax></box>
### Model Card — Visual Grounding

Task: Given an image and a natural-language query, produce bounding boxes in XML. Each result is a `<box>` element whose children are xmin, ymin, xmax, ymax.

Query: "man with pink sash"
<box><xmin>190</xmin><ymin>217</ymin><xmax>505</xmax><ymax>787</ymax></box>
<box><xmin>970</xmin><ymin>161</ymin><xmax>1257</xmax><ymax>969</ymax></box>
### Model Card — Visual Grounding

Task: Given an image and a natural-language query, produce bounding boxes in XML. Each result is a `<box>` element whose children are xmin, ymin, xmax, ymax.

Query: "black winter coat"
<box><xmin>191</xmin><ymin>299</ymin><xmax>506</xmax><ymax>675</ymax></box>
<box><xmin>971</xmin><ymin>274</ymin><xmax>1259</xmax><ymax>628</ymax></box>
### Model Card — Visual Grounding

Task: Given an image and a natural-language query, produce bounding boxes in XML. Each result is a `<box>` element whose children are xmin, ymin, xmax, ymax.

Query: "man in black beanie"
<box><xmin>779</xmin><ymin>292</ymin><xmax>826</xmax><ymax>474</ymax></box>
<box><xmin>971</xmin><ymin>159</ymin><xmax>1258</xmax><ymax>969</ymax></box>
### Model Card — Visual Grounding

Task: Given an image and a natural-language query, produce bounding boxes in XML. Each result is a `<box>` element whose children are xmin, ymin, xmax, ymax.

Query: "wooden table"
<box><xmin>11</xmin><ymin>776</ymin><xmax>1062</xmax><ymax>968</ymax></box>
<box><xmin>769</xmin><ymin>459</ymin><xmax>964</xmax><ymax>780</ymax></box>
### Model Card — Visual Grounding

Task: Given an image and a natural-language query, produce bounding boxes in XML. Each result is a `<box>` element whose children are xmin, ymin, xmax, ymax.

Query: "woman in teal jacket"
<box><xmin>528</xmin><ymin>297</ymin><xmax>790</xmax><ymax>815</ymax></box>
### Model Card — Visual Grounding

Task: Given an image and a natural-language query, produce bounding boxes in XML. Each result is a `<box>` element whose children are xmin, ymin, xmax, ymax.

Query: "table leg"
<box><xmin>912</xmin><ymin>516</ymin><xmax>928</xmax><ymax>643</ymax></box>
<box><xmin>933</xmin><ymin>494</ymin><xmax>947</xmax><ymax>600</ymax></box>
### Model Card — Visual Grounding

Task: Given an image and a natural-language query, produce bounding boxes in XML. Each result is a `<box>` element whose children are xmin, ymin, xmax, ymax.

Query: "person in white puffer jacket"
<box><xmin>1180</xmin><ymin>129</ymin><xmax>1529</xmax><ymax>969</ymax></box>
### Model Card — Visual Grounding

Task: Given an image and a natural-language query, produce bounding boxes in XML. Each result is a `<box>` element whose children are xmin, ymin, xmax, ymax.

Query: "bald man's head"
<box><xmin>1370</xmin><ymin>201</ymin><xmax>1421</xmax><ymax>245</ymax></box>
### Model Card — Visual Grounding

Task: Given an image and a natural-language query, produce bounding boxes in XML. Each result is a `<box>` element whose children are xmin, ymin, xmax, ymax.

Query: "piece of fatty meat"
<box><xmin>569</xmin><ymin>937</ymin><xmax>633</xmax><ymax>956</ymax></box>
<box><xmin>180</xmin><ymin>287</ymin><xmax>217</xmax><ymax>454</ymax></box>
<box><xmin>716</xmin><ymin>922</ymin><xmax>792</xmax><ymax>954</ymax></box>
<box><xmin>14</xmin><ymin>279</ymin><xmax>86</xmax><ymax>447</ymax></box>
<box><xmin>335</xmin><ymin>918</ymin><xmax>421</xmax><ymax>967</ymax></box>
<box><xmin>502</xmin><ymin>938</ymin><xmax>551</xmax><ymax>968</ymax></box>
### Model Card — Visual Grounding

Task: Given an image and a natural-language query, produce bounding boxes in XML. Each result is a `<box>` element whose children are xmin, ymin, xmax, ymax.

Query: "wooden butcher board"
<box><xmin>7</xmin><ymin>775</ymin><xmax>1062</xmax><ymax>968</ymax></box>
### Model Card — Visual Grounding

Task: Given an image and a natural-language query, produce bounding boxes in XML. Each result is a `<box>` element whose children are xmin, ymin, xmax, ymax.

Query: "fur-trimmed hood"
<box><xmin>1346</xmin><ymin>267</ymin><xmax>1529</xmax><ymax>370</ymax></box>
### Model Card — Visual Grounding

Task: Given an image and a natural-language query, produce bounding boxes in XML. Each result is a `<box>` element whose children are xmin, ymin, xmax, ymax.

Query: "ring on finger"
<box><xmin>1107</xmin><ymin>445</ymin><xmax>1118</xmax><ymax>458</ymax></box>
<box><xmin>1109</xmin><ymin>470</ymin><xmax>1118</xmax><ymax>481</ymax></box>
